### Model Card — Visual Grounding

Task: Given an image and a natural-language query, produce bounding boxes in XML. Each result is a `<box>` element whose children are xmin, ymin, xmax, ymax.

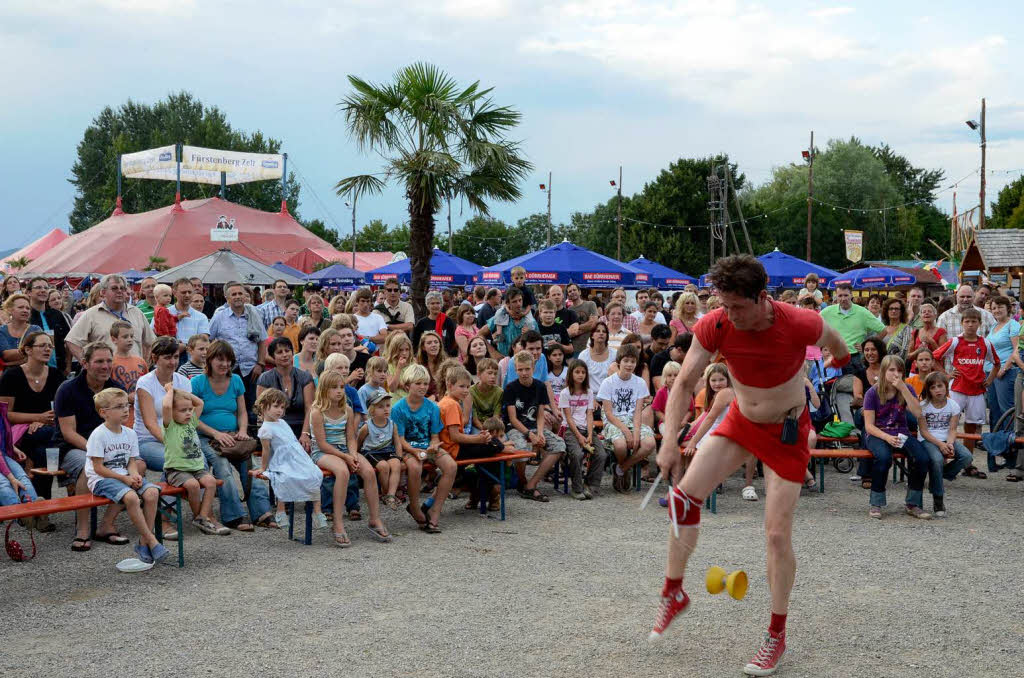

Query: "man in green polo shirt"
<box><xmin>819</xmin><ymin>283</ymin><xmax>884</xmax><ymax>372</ymax></box>
<box><xmin>135</xmin><ymin>277</ymin><xmax>157</xmax><ymax>322</ymax></box>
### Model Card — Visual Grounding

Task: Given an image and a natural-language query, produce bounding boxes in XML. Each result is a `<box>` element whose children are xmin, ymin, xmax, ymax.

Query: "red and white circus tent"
<box><xmin>24</xmin><ymin>197</ymin><xmax>334</xmax><ymax>276</ymax></box>
<box><xmin>284</xmin><ymin>247</ymin><xmax>395</xmax><ymax>274</ymax></box>
<box><xmin>3</xmin><ymin>228</ymin><xmax>69</xmax><ymax>271</ymax></box>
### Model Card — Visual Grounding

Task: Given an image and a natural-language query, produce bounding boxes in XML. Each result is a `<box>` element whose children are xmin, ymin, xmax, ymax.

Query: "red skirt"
<box><xmin>710</xmin><ymin>405</ymin><xmax>810</xmax><ymax>484</ymax></box>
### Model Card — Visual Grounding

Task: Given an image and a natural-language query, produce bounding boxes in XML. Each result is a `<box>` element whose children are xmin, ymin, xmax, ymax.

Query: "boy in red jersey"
<box><xmin>933</xmin><ymin>308</ymin><xmax>999</xmax><ymax>460</ymax></box>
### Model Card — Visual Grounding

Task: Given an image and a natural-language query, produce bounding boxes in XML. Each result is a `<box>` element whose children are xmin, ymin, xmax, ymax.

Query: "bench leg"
<box><xmin>287</xmin><ymin>503</ymin><xmax>295</xmax><ymax>542</ymax></box>
<box><xmin>818</xmin><ymin>458</ymin><xmax>826</xmax><ymax>494</ymax></box>
<box><xmin>500</xmin><ymin>463</ymin><xmax>506</xmax><ymax>521</ymax></box>
<box><xmin>89</xmin><ymin>506</ymin><xmax>97</xmax><ymax>539</ymax></box>
<box><xmin>304</xmin><ymin>501</ymin><xmax>313</xmax><ymax>546</ymax></box>
<box><xmin>175</xmin><ymin>495</ymin><xmax>184</xmax><ymax>568</ymax></box>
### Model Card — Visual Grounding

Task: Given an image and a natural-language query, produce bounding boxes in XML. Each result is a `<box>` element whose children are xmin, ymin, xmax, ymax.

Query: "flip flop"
<box><xmin>366</xmin><ymin>523</ymin><xmax>392</xmax><ymax>543</ymax></box>
<box><xmin>333</xmin><ymin>532</ymin><xmax>351</xmax><ymax>548</ymax></box>
<box><xmin>423</xmin><ymin>520</ymin><xmax>442</xmax><ymax>534</ymax></box>
<box><xmin>406</xmin><ymin>504</ymin><xmax>426</xmax><ymax>527</ymax></box>
<box><xmin>71</xmin><ymin>537</ymin><xmax>91</xmax><ymax>552</ymax></box>
<box><xmin>94</xmin><ymin>532</ymin><xmax>130</xmax><ymax>545</ymax></box>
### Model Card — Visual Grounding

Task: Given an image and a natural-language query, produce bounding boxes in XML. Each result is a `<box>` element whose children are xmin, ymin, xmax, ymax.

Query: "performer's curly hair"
<box><xmin>706</xmin><ymin>255</ymin><xmax>768</xmax><ymax>301</ymax></box>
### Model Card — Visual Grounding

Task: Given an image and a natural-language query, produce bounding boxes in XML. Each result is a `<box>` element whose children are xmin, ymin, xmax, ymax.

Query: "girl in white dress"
<box><xmin>255</xmin><ymin>388</ymin><xmax>325</xmax><ymax>530</ymax></box>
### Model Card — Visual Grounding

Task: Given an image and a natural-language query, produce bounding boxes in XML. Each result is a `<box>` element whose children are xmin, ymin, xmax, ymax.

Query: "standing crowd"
<box><xmin>0</xmin><ymin>267</ymin><xmax>1020</xmax><ymax>563</ymax></box>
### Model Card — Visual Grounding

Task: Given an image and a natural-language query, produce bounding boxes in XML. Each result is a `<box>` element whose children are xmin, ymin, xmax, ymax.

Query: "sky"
<box><xmin>2</xmin><ymin>0</ymin><xmax>1022</xmax><ymax>253</ymax></box>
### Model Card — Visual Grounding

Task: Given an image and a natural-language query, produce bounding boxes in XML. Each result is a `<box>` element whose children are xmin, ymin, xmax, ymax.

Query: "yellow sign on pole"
<box><xmin>844</xmin><ymin>230</ymin><xmax>863</xmax><ymax>263</ymax></box>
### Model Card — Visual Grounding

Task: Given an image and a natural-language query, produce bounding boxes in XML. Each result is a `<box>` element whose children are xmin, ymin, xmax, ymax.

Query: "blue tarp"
<box><xmin>365</xmin><ymin>249</ymin><xmax>480</xmax><ymax>286</ymax></box>
<box><xmin>627</xmin><ymin>256</ymin><xmax>696</xmax><ymax>288</ymax></box>
<box><xmin>305</xmin><ymin>262</ymin><xmax>364</xmax><ymax>286</ymax></box>
<box><xmin>479</xmin><ymin>242</ymin><xmax>650</xmax><ymax>287</ymax></box>
<box><xmin>827</xmin><ymin>266</ymin><xmax>915</xmax><ymax>289</ymax></box>
<box><xmin>699</xmin><ymin>249</ymin><xmax>841</xmax><ymax>289</ymax></box>
<box><xmin>271</xmin><ymin>261</ymin><xmax>306</xmax><ymax>279</ymax></box>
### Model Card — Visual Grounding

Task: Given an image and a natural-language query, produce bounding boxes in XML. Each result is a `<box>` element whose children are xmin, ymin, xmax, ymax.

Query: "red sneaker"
<box><xmin>743</xmin><ymin>630</ymin><xmax>786</xmax><ymax>676</ymax></box>
<box><xmin>648</xmin><ymin>588</ymin><xmax>690</xmax><ymax>641</ymax></box>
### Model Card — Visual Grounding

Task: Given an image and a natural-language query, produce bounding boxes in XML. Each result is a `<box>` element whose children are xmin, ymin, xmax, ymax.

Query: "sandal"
<box><xmin>383</xmin><ymin>494</ymin><xmax>400</xmax><ymax>510</ymax></box>
<box><xmin>224</xmin><ymin>518</ymin><xmax>254</xmax><ymax>532</ymax></box>
<box><xmin>94</xmin><ymin>531</ymin><xmax>130</xmax><ymax>545</ymax></box>
<box><xmin>964</xmin><ymin>466</ymin><xmax>988</xmax><ymax>479</ymax></box>
<box><xmin>71</xmin><ymin>537</ymin><xmax>91</xmax><ymax>552</ymax></box>
<box><xmin>254</xmin><ymin>514</ymin><xmax>279</xmax><ymax>529</ymax></box>
<box><xmin>366</xmin><ymin>523</ymin><xmax>392</xmax><ymax>543</ymax></box>
<box><xmin>405</xmin><ymin>504</ymin><xmax>426</xmax><ymax>527</ymax></box>
<box><xmin>423</xmin><ymin>520</ymin><xmax>442</xmax><ymax>534</ymax></box>
<box><xmin>347</xmin><ymin>509</ymin><xmax>362</xmax><ymax>521</ymax></box>
<box><xmin>803</xmin><ymin>477</ymin><xmax>817</xmax><ymax>491</ymax></box>
<box><xmin>861</xmin><ymin>479</ymin><xmax>872</xmax><ymax>489</ymax></box>
<box><xmin>333</xmin><ymin>532</ymin><xmax>351</xmax><ymax>548</ymax></box>
<box><xmin>1007</xmin><ymin>474</ymin><xmax>1022</xmax><ymax>482</ymax></box>
<box><xmin>519</xmin><ymin>488</ymin><xmax>549</xmax><ymax>502</ymax></box>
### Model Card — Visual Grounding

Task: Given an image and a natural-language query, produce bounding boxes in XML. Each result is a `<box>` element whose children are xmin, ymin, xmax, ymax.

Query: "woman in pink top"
<box><xmin>453</xmin><ymin>304</ymin><xmax>479</xmax><ymax>362</ymax></box>
<box><xmin>670</xmin><ymin>292</ymin><xmax>700</xmax><ymax>340</ymax></box>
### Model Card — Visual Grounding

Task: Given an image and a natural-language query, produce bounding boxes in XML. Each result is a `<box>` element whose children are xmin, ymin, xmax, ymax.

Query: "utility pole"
<box><xmin>725</xmin><ymin>162</ymin><xmax>753</xmax><ymax>254</ymax></box>
<box><xmin>546</xmin><ymin>171</ymin><xmax>552</xmax><ymax>248</ymax></box>
<box><xmin>447</xmin><ymin>197</ymin><xmax>452</xmax><ymax>253</ymax></box>
<box><xmin>806</xmin><ymin>130</ymin><xmax>814</xmax><ymax>262</ymax></box>
<box><xmin>350</xmin><ymin>195</ymin><xmax>357</xmax><ymax>270</ymax></box>
<box><xmin>980</xmin><ymin>98</ymin><xmax>987</xmax><ymax>229</ymax></box>
<box><xmin>616</xmin><ymin>166</ymin><xmax>622</xmax><ymax>261</ymax></box>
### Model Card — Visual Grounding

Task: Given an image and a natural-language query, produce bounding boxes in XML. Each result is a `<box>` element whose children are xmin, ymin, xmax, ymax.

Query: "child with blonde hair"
<box><xmin>357</xmin><ymin>390</ymin><xmax>403</xmax><ymax>510</ymax></box>
<box><xmin>309</xmin><ymin>371</ymin><xmax>389</xmax><ymax>545</ymax></box>
<box><xmin>384</xmin><ymin>331</ymin><xmax>414</xmax><ymax>395</ymax></box>
<box><xmin>151</xmin><ymin>283</ymin><xmax>178</xmax><ymax>337</ymax></box>
<box><xmin>254</xmin><ymin>388</ymin><xmax>325</xmax><ymax>531</ymax></box>
<box><xmin>392</xmin><ymin>363</ymin><xmax>448</xmax><ymax>532</ymax></box>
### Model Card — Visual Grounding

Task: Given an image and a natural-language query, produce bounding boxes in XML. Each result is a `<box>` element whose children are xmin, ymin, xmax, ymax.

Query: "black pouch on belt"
<box><xmin>780</xmin><ymin>406</ymin><xmax>800</xmax><ymax>445</ymax></box>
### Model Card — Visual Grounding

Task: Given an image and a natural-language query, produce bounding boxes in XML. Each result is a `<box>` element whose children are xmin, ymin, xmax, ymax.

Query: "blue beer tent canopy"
<box><xmin>270</xmin><ymin>261</ymin><xmax>306</xmax><ymax>278</ymax></box>
<box><xmin>479</xmin><ymin>241</ymin><xmax>649</xmax><ymax>287</ymax></box>
<box><xmin>364</xmin><ymin>248</ymin><xmax>480</xmax><ymax>286</ymax></box>
<box><xmin>700</xmin><ymin>249</ymin><xmax>840</xmax><ymax>288</ymax></box>
<box><xmin>827</xmin><ymin>266</ymin><xmax>915</xmax><ymax>289</ymax></box>
<box><xmin>627</xmin><ymin>256</ymin><xmax>696</xmax><ymax>288</ymax></box>
<box><xmin>121</xmin><ymin>268</ymin><xmax>161</xmax><ymax>283</ymax></box>
<box><xmin>305</xmin><ymin>262</ymin><xmax>364</xmax><ymax>286</ymax></box>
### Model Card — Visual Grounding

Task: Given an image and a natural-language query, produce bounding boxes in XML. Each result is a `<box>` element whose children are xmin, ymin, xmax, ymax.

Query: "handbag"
<box><xmin>209</xmin><ymin>436</ymin><xmax>258</xmax><ymax>463</ymax></box>
<box><xmin>5</xmin><ymin>519</ymin><xmax>36</xmax><ymax>562</ymax></box>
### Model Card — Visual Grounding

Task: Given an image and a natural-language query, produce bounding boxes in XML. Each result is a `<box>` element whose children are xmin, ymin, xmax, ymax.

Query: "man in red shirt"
<box><xmin>649</xmin><ymin>255</ymin><xmax>849</xmax><ymax>677</ymax></box>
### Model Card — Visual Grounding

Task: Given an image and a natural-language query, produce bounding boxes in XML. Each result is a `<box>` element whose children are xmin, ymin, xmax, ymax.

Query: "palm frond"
<box><xmin>334</xmin><ymin>173</ymin><xmax>387</xmax><ymax>199</ymax></box>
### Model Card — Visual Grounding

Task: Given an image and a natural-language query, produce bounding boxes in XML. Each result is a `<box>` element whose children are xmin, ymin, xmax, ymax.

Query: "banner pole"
<box><xmin>280</xmin><ymin>152</ymin><xmax>288</xmax><ymax>215</ymax></box>
<box><xmin>114</xmin><ymin>153</ymin><xmax>124</xmax><ymax>215</ymax></box>
<box><xmin>174</xmin><ymin>143</ymin><xmax>183</xmax><ymax>212</ymax></box>
<box><xmin>220</xmin><ymin>172</ymin><xmax>226</xmax><ymax>199</ymax></box>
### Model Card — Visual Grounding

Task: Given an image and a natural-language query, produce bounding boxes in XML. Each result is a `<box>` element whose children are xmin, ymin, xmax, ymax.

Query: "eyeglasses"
<box><xmin>385</xmin><ymin>288</ymin><xmax>399</xmax><ymax>293</ymax></box>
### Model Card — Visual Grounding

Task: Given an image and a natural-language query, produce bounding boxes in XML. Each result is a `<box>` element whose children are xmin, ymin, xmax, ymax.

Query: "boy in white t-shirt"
<box><xmin>597</xmin><ymin>343</ymin><xmax>655</xmax><ymax>491</ymax></box>
<box><xmin>559</xmin><ymin>358</ymin><xmax>607</xmax><ymax>499</ymax></box>
<box><xmin>85</xmin><ymin>388</ymin><xmax>169</xmax><ymax>564</ymax></box>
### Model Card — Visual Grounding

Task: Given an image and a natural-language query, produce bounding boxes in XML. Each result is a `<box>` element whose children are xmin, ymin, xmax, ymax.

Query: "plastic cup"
<box><xmin>45</xmin><ymin>448</ymin><xmax>60</xmax><ymax>472</ymax></box>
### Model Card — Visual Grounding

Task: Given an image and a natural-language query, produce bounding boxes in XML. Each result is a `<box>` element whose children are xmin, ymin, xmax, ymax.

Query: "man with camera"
<box><xmin>209</xmin><ymin>281</ymin><xmax>267</xmax><ymax>412</ymax></box>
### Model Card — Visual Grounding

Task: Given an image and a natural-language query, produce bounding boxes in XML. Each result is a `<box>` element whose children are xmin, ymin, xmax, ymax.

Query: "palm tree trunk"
<box><xmin>408</xmin><ymin>201</ymin><xmax>435</xmax><ymax>318</ymax></box>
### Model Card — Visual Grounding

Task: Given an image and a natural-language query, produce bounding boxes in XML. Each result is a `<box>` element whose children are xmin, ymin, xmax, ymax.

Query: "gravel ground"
<box><xmin>2</xmin><ymin>465</ymin><xmax>1022</xmax><ymax>678</ymax></box>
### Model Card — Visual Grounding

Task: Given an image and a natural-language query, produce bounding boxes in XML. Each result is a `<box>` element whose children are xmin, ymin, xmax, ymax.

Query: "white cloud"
<box><xmin>809</xmin><ymin>7</ymin><xmax>855</xmax><ymax>19</ymax></box>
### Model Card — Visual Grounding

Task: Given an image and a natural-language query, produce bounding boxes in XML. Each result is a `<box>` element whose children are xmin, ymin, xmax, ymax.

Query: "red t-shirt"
<box><xmin>933</xmin><ymin>335</ymin><xmax>999</xmax><ymax>396</ymax></box>
<box><xmin>693</xmin><ymin>301</ymin><xmax>823</xmax><ymax>388</ymax></box>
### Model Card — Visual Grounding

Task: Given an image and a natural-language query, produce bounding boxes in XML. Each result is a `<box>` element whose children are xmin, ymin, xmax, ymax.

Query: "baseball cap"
<box><xmin>366</xmin><ymin>390</ymin><xmax>392</xmax><ymax>407</ymax></box>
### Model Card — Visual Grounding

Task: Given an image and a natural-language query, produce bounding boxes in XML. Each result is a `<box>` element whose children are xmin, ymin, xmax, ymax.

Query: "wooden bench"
<box><xmin>0</xmin><ymin>481</ymin><xmax>207</xmax><ymax>567</ymax></box>
<box><xmin>809</xmin><ymin>449</ymin><xmax>907</xmax><ymax>494</ymax></box>
<box><xmin>250</xmin><ymin>451</ymin><xmax>536</xmax><ymax>545</ymax></box>
<box><xmin>956</xmin><ymin>433</ymin><xmax>1024</xmax><ymax>444</ymax></box>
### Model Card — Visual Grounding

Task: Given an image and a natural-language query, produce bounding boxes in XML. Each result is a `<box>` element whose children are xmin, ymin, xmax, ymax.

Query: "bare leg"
<box><xmin>428</xmin><ymin>454</ymin><xmax>458</xmax><ymax>522</ymax></box>
<box><xmin>762</xmin><ymin>467</ymin><xmax>801</xmax><ymax>614</ymax></box>
<box><xmin>745</xmin><ymin>459</ymin><xmax>757</xmax><ymax>488</ymax></box>
<box><xmin>525</xmin><ymin>452</ymin><xmax>561</xmax><ymax>491</ymax></box>
<box><xmin>404</xmin><ymin>456</ymin><xmax>426</xmax><ymax>522</ymax></box>
<box><xmin>183</xmin><ymin>478</ymin><xmax>202</xmax><ymax>517</ymax></box>
<box><xmin>386</xmin><ymin>458</ymin><xmax>402</xmax><ymax>495</ymax></box>
<box><xmin>198</xmin><ymin>475</ymin><xmax>218</xmax><ymax>520</ymax></box>
<box><xmin>317</xmin><ymin>456</ymin><xmax>350</xmax><ymax>534</ymax></box>
<box><xmin>666</xmin><ymin>437</ymin><xmax>750</xmax><ymax>581</ymax></box>
<box><xmin>356</xmin><ymin>453</ymin><xmax>384</xmax><ymax>527</ymax></box>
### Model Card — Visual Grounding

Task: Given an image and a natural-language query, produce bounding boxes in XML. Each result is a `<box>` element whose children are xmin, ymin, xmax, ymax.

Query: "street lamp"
<box><xmin>611</xmin><ymin>168</ymin><xmax>622</xmax><ymax>260</ymax></box>
<box><xmin>965</xmin><ymin>99</ymin><xmax>986</xmax><ymax>229</ymax></box>
<box><xmin>539</xmin><ymin>173</ymin><xmax>551</xmax><ymax>247</ymax></box>
<box><xmin>344</xmin><ymin>199</ymin><xmax>356</xmax><ymax>269</ymax></box>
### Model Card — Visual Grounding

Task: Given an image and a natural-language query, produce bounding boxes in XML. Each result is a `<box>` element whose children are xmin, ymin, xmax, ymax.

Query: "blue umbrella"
<box><xmin>271</xmin><ymin>261</ymin><xmax>306</xmax><ymax>278</ymax></box>
<box><xmin>479</xmin><ymin>241</ymin><xmax>650</xmax><ymax>287</ymax></box>
<box><xmin>627</xmin><ymin>256</ymin><xmax>696</xmax><ymax>288</ymax></box>
<box><xmin>305</xmin><ymin>262</ymin><xmax>364</xmax><ymax>286</ymax></box>
<box><xmin>827</xmin><ymin>266</ymin><xmax>915</xmax><ymax>289</ymax></box>
<box><xmin>700</xmin><ymin>249</ymin><xmax>841</xmax><ymax>288</ymax></box>
<box><xmin>365</xmin><ymin>249</ymin><xmax>480</xmax><ymax>286</ymax></box>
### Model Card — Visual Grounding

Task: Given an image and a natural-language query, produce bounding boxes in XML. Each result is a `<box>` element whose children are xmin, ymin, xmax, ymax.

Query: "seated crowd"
<box><xmin>0</xmin><ymin>268</ymin><xmax>1021</xmax><ymax>563</ymax></box>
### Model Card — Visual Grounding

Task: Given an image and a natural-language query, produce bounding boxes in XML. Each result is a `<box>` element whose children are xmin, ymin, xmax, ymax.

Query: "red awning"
<box><xmin>284</xmin><ymin>248</ymin><xmax>395</xmax><ymax>273</ymax></box>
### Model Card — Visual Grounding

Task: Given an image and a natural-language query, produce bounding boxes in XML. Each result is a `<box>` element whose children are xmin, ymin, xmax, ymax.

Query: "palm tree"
<box><xmin>5</xmin><ymin>257</ymin><xmax>31</xmax><ymax>272</ymax></box>
<box><xmin>335</xmin><ymin>63</ymin><xmax>531</xmax><ymax>315</ymax></box>
<box><xmin>147</xmin><ymin>255</ymin><xmax>168</xmax><ymax>272</ymax></box>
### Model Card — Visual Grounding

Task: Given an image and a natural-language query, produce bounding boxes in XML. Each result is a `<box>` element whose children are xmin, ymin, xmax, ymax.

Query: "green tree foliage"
<box><xmin>69</xmin><ymin>92</ymin><xmax>300</xmax><ymax>233</ymax></box>
<box><xmin>338</xmin><ymin>219</ymin><xmax>394</xmax><ymax>252</ymax></box>
<box><xmin>302</xmin><ymin>218</ymin><xmax>340</xmax><ymax>248</ymax></box>
<box><xmin>335</xmin><ymin>63</ymin><xmax>531</xmax><ymax>314</ymax></box>
<box><xmin>989</xmin><ymin>176</ymin><xmax>1024</xmax><ymax>229</ymax></box>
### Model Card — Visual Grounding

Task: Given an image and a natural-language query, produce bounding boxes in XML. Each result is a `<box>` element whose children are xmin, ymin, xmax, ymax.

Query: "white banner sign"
<box><xmin>182</xmin><ymin>145</ymin><xmax>283</xmax><ymax>183</ymax></box>
<box><xmin>120</xmin><ymin>145</ymin><xmax>176</xmax><ymax>178</ymax></box>
<box><xmin>120</xmin><ymin>145</ymin><xmax>283</xmax><ymax>185</ymax></box>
